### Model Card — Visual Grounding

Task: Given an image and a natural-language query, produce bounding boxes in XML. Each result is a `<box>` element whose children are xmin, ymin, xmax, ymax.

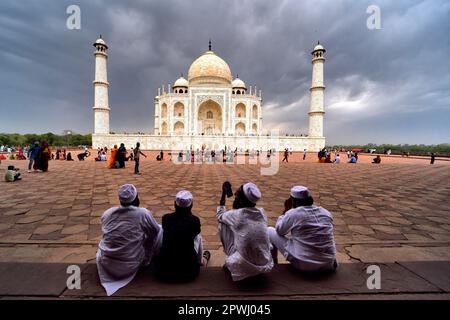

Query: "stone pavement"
<box><xmin>0</xmin><ymin>154</ymin><xmax>449</xmax><ymax>298</ymax></box>
<box><xmin>0</xmin><ymin>262</ymin><xmax>449</xmax><ymax>299</ymax></box>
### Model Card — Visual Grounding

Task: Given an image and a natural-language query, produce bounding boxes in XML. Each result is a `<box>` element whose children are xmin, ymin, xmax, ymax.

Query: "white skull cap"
<box><xmin>175</xmin><ymin>190</ymin><xmax>193</xmax><ymax>208</ymax></box>
<box><xmin>118</xmin><ymin>184</ymin><xmax>138</xmax><ymax>204</ymax></box>
<box><xmin>290</xmin><ymin>186</ymin><xmax>310</xmax><ymax>199</ymax></box>
<box><xmin>243</xmin><ymin>182</ymin><xmax>261</xmax><ymax>204</ymax></box>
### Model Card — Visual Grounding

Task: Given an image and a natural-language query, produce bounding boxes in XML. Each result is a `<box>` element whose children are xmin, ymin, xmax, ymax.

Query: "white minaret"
<box><xmin>308</xmin><ymin>41</ymin><xmax>326</xmax><ymax>138</ymax></box>
<box><xmin>93</xmin><ymin>36</ymin><xmax>110</xmax><ymax>135</ymax></box>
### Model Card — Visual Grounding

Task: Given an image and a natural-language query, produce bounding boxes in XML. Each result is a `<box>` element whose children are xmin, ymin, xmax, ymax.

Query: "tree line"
<box><xmin>0</xmin><ymin>133</ymin><xmax>92</xmax><ymax>147</ymax></box>
<box><xmin>327</xmin><ymin>143</ymin><xmax>450</xmax><ymax>156</ymax></box>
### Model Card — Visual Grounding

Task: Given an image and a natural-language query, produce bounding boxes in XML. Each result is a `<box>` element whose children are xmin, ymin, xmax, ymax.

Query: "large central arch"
<box><xmin>197</xmin><ymin>99</ymin><xmax>222</xmax><ymax>135</ymax></box>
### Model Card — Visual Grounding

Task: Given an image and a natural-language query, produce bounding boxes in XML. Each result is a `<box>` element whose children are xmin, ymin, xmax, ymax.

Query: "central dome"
<box><xmin>188</xmin><ymin>50</ymin><xmax>232</xmax><ymax>85</ymax></box>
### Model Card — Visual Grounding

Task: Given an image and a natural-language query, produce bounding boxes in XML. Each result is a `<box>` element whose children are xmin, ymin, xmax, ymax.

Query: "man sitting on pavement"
<box><xmin>5</xmin><ymin>165</ymin><xmax>21</xmax><ymax>182</ymax></box>
<box><xmin>155</xmin><ymin>190</ymin><xmax>210</xmax><ymax>282</ymax></box>
<box><xmin>372</xmin><ymin>155</ymin><xmax>381</xmax><ymax>164</ymax></box>
<box><xmin>348</xmin><ymin>154</ymin><xmax>357</xmax><ymax>163</ymax></box>
<box><xmin>268</xmin><ymin>186</ymin><xmax>337</xmax><ymax>273</ymax></box>
<box><xmin>96</xmin><ymin>184</ymin><xmax>163</xmax><ymax>296</ymax></box>
<box><xmin>217</xmin><ymin>181</ymin><xmax>274</xmax><ymax>281</ymax></box>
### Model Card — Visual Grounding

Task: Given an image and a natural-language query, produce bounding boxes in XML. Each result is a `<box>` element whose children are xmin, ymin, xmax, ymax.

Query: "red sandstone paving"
<box><xmin>0</xmin><ymin>152</ymin><xmax>449</xmax><ymax>265</ymax></box>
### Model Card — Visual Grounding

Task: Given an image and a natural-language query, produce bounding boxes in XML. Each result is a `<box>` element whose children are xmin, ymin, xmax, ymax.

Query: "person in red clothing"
<box><xmin>37</xmin><ymin>141</ymin><xmax>51</xmax><ymax>172</ymax></box>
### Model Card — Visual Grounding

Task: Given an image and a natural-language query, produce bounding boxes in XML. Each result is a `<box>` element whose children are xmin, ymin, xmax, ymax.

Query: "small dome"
<box><xmin>95</xmin><ymin>38</ymin><xmax>106</xmax><ymax>45</ymax></box>
<box><xmin>94</xmin><ymin>37</ymin><xmax>108</xmax><ymax>49</ymax></box>
<box><xmin>232</xmin><ymin>77</ymin><xmax>246</xmax><ymax>89</ymax></box>
<box><xmin>188</xmin><ymin>50</ymin><xmax>232</xmax><ymax>84</ymax></box>
<box><xmin>174</xmin><ymin>76</ymin><xmax>188</xmax><ymax>87</ymax></box>
<box><xmin>313</xmin><ymin>43</ymin><xmax>325</xmax><ymax>52</ymax></box>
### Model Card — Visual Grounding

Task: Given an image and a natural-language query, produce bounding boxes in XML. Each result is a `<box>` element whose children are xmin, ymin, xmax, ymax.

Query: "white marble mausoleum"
<box><xmin>91</xmin><ymin>38</ymin><xmax>326</xmax><ymax>151</ymax></box>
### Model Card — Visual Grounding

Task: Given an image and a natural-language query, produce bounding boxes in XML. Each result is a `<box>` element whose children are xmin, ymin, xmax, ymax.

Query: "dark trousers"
<box><xmin>134</xmin><ymin>158</ymin><xmax>140</xmax><ymax>174</ymax></box>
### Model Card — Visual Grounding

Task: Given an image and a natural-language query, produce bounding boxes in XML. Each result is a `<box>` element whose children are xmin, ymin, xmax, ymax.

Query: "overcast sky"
<box><xmin>0</xmin><ymin>0</ymin><xmax>449</xmax><ymax>145</ymax></box>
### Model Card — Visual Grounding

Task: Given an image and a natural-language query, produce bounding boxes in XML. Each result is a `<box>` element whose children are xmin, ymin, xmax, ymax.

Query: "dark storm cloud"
<box><xmin>0</xmin><ymin>0</ymin><xmax>449</xmax><ymax>144</ymax></box>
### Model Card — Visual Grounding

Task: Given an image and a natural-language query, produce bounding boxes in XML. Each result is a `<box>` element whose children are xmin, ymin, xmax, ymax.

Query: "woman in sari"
<box><xmin>108</xmin><ymin>145</ymin><xmax>118</xmax><ymax>168</ymax></box>
<box><xmin>39</xmin><ymin>141</ymin><xmax>52</xmax><ymax>172</ymax></box>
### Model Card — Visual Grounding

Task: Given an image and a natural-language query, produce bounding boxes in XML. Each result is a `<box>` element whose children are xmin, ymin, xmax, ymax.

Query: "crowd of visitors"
<box><xmin>1</xmin><ymin>143</ymin><xmax>441</xmax><ymax>185</ymax></box>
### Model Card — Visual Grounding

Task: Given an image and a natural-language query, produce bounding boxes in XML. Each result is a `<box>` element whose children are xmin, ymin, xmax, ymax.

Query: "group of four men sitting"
<box><xmin>96</xmin><ymin>182</ymin><xmax>337</xmax><ymax>296</ymax></box>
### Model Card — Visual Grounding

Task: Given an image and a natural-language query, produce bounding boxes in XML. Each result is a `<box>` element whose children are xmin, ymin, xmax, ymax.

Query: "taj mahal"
<box><xmin>92</xmin><ymin>37</ymin><xmax>326</xmax><ymax>151</ymax></box>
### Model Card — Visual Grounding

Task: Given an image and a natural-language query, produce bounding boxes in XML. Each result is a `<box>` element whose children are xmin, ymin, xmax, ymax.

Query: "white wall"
<box><xmin>92</xmin><ymin>134</ymin><xmax>325</xmax><ymax>152</ymax></box>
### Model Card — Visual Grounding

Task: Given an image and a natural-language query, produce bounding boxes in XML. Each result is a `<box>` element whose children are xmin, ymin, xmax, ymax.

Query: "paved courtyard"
<box><xmin>1</xmin><ymin>153</ymin><xmax>449</xmax><ymax>269</ymax></box>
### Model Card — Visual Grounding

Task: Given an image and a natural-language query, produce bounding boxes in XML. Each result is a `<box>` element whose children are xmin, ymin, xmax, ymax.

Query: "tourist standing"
<box><xmin>38</xmin><ymin>141</ymin><xmax>52</xmax><ymax>172</ymax></box>
<box><xmin>195</xmin><ymin>149</ymin><xmax>200</xmax><ymax>163</ymax></box>
<box><xmin>303</xmin><ymin>149</ymin><xmax>307</xmax><ymax>160</ymax></box>
<box><xmin>108</xmin><ymin>145</ymin><xmax>118</xmax><ymax>168</ymax></box>
<box><xmin>282</xmin><ymin>148</ymin><xmax>289</xmax><ymax>163</ymax></box>
<box><xmin>117</xmin><ymin>143</ymin><xmax>127</xmax><ymax>168</ymax></box>
<box><xmin>27</xmin><ymin>141</ymin><xmax>40</xmax><ymax>173</ymax></box>
<box><xmin>431</xmin><ymin>153</ymin><xmax>436</xmax><ymax>164</ymax></box>
<box><xmin>133</xmin><ymin>142</ymin><xmax>147</xmax><ymax>175</ymax></box>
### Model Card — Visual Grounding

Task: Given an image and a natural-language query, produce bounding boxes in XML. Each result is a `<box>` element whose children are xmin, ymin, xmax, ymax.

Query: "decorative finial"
<box><xmin>236</xmin><ymin>74</ymin><xmax>239</xmax><ymax>79</ymax></box>
<box><xmin>209</xmin><ymin>39</ymin><xmax>212</xmax><ymax>51</ymax></box>
<box><xmin>181</xmin><ymin>73</ymin><xmax>183</xmax><ymax>78</ymax></box>
<box><xmin>100</xmin><ymin>34</ymin><xmax>102</xmax><ymax>39</ymax></box>
<box><xmin>318</xmin><ymin>40</ymin><xmax>320</xmax><ymax>45</ymax></box>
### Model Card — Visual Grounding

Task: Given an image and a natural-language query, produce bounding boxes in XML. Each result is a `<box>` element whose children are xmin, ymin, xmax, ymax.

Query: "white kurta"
<box><xmin>96</xmin><ymin>206</ymin><xmax>162</xmax><ymax>296</ymax></box>
<box><xmin>217</xmin><ymin>206</ymin><xmax>274</xmax><ymax>281</ymax></box>
<box><xmin>275</xmin><ymin>205</ymin><xmax>336</xmax><ymax>271</ymax></box>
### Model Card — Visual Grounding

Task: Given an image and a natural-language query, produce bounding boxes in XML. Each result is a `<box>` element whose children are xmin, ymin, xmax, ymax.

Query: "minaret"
<box><xmin>93</xmin><ymin>36</ymin><xmax>110</xmax><ymax>135</ymax></box>
<box><xmin>308</xmin><ymin>41</ymin><xmax>326</xmax><ymax>138</ymax></box>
